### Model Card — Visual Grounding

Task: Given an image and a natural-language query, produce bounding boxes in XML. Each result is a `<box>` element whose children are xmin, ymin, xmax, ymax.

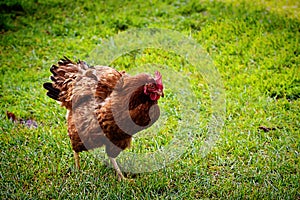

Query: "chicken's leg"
<box><xmin>109</xmin><ymin>157</ymin><xmax>125</xmax><ymax>181</ymax></box>
<box><xmin>74</xmin><ymin>151</ymin><xmax>80</xmax><ymax>169</ymax></box>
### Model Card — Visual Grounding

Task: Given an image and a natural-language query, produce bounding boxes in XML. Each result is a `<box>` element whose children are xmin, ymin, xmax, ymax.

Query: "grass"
<box><xmin>0</xmin><ymin>0</ymin><xmax>299</xmax><ymax>199</ymax></box>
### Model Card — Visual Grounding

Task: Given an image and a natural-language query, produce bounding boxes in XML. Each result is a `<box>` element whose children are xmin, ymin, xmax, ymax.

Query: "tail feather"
<box><xmin>50</xmin><ymin>65</ymin><xmax>59</xmax><ymax>75</ymax></box>
<box><xmin>43</xmin><ymin>57</ymin><xmax>89</xmax><ymax>109</ymax></box>
<box><xmin>43</xmin><ymin>82</ymin><xmax>60</xmax><ymax>100</ymax></box>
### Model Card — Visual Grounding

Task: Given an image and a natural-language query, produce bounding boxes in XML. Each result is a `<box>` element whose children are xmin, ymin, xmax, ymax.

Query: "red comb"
<box><xmin>154</xmin><ymin>71</ymin><xmax>163</xmax><ymax>89</ymax></box>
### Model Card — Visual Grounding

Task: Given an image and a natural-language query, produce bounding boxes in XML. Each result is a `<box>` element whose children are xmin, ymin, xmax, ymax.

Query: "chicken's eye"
<box><xmin>149</xmin><ymin>83</ymin><xmax>155</xmax><ymax>89</ymax></box>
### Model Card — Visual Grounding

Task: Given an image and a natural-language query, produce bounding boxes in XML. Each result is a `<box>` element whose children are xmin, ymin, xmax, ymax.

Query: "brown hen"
<box><xmin>43</xmin><ymin>57</ymin><xmax>164</xmax><ymax>181</ymax></box>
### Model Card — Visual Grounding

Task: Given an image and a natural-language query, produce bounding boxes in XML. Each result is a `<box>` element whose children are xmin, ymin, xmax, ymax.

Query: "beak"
<box><xmin>157</xmin><ymin>91</ymin><xmax>164</xmax><ymax>97</ymax></box>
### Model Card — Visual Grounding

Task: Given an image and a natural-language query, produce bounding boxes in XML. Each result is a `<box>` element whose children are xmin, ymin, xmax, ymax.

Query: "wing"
<box><xmin>99</xmin><ymin>73</ymin><xmax>160</xmax><ymax>137</ymax></box>
<box><xmin>70</xmin><ymin>65</ymin><xmax>124</xmax><ymax>150</ymax></box>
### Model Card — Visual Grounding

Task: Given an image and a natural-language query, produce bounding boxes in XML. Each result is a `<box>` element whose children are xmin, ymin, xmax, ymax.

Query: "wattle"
<box><xmin>150</xmin><ymin>93</ymin><xmax>160</xmax><ymax>101</ymax></box>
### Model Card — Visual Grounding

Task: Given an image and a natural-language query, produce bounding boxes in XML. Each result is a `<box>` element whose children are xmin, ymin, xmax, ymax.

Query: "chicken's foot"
<box><xmin>109</xmin><ymin>157</ymin><xmax>125</xmax><ymax>181</ymax></box>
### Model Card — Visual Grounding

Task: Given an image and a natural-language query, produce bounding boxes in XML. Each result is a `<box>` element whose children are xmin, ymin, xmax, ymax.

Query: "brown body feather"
<box><xmin>43</xmin><ymin>57</ymin><xmax>160</xmax><ymax>160</ymax></box>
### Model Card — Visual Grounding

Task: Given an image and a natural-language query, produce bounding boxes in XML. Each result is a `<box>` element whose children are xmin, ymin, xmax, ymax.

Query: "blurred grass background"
<box><xmin>0</xmin><ymin>0</ymin><xmax>299</xmax><ymax>199</ymax></box>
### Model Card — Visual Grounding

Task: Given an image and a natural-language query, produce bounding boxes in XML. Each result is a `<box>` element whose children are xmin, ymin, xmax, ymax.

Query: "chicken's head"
<box><xmin>144</xmin><ymin>71</ymin><xmax>164</xmax><ymax>101</ymax></box>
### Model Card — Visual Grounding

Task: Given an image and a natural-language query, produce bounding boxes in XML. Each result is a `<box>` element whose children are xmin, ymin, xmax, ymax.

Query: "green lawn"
<box><xmin>0</xmin><ymin>0</ymin><xmax>299</xmax><ymax>199</ymax></box>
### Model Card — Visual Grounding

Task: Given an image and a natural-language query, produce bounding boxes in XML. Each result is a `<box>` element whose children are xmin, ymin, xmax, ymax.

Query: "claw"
<box><xmin>109</xmin><ymin>157</ymin><xmax>126</xmax><ymax>181</ymax></box>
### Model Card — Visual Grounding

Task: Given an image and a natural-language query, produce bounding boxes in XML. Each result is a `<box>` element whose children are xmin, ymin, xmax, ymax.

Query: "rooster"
<box><xmin>43</xmin><ymin>57</ymin><xmax>164</xmax><ymax>181</ymax></box>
